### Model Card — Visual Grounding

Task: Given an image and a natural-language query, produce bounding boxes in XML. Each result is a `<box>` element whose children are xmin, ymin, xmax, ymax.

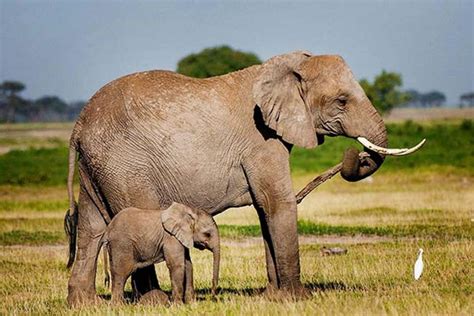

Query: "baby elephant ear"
<box><xmin>161</xmin><ymin>202</ymin><xmax>195</xmax><ymax>249</ymax></box>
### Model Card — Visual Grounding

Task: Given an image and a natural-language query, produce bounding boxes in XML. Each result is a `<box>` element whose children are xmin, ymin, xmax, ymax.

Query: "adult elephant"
<box><xmin>65</xmin><ymin>51</ymin><xmax>421</xmax><ymax>306</ymax></box>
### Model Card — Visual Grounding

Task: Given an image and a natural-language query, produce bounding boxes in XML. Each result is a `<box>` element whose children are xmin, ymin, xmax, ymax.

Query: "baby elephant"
<box><xmin>98</xmin><ymin>202</ymin><xmax>220</xmax><ymax>304</ymax></box>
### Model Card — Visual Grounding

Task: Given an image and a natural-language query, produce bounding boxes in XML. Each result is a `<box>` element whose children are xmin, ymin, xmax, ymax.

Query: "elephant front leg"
<box><xmin>164</xmin><ymin>240</ymin><xmax>186</xmax><ymax>304</ymax></box>
<box><xmin>184</xmin><ymin>249</ymin><xmax>195</xmax><ymax>303</ymax></box>
<box><xmin>256</xmin><ymin>206</ymin><xmax>278</xmax><ymax>291</ymax></box>
<box><xmin>265</xmin><ymin>203</ymin><xmax>303</xmax><ymax>291</ymax></box>
<box><xmin>244</xmin><ymin>141</ymin><xmax>308</xmax><ymax>297</ymax></box>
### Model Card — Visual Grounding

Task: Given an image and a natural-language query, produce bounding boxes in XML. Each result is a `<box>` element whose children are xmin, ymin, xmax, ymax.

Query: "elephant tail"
<box><xmin>64</xmin><ymin>140</ymin><xmax>78</xmax><ymax>269</ymax></box>
<box><xmin>103</xmin><ymin>242</ymin><xmax>110</xmax><ymax>288</ymax></box>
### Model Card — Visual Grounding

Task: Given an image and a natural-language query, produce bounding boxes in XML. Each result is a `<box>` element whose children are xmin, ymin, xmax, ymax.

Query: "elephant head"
<box><xmin>253</xmin><ymin>51</ymin><xmax>424</xmax><ymax>181</ymax></box>
<box><xmin>161</xmin><ymin>203</ymin><xmax>220</xmax><ymax>295</ymax></box>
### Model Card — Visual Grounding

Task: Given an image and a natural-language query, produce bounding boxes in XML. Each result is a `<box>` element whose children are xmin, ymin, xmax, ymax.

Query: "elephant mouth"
<box><xmin>194</xmin><ymin>242</ymin><xmax>206</xmax><ymax>250</ymax></box>
<box><xmin>316</xmin><ymin>128</ymin><xmax>341</xmax><ymax>145</ymax></box>
<box><xmin>316</xmin><ymin>133</ymin><xmax>325</xmax><ymax>145</ymax></box>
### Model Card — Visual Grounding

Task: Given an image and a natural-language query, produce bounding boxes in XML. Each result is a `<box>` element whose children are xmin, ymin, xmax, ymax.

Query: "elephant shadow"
<box><xmin>97</xmin><ymin>291</ymin><xmax>135</xmax><ymax>303</ymax></box>
<box><xmin>97</xmin><ymin>281</ymin><xmax>365</xmax><ymax>303</ymax></box>
<box><xmin>196</xmin><ymin>280</ymin><xmax>366</xmax><ymax>298</ymax></box>
<box><xmin>305</xmin><ymin>281</ymin><xmax>366</xmax><ymax>292</ymax></box>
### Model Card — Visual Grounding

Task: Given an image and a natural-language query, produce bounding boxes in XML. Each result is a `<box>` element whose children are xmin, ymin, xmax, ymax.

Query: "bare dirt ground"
<box><xmin>385</xmin><ymin>107</ymin><xmax>474</xmax><ymax>122</ymax></box>
<box><xmin>222</xmin><ymin>235</ymin><xmax>394</xmax><ymax>248</ymax></box>
<box><xmin>0</xmin><ymin>122</ymin><xmax>72</xmax><ymax>154</ymax></box>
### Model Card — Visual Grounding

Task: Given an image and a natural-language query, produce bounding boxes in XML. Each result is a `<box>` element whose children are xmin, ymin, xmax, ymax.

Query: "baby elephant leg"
<box><xmin>109</xmin><ymin>248</ymin><xmax>134</xmax><ymax>304</ymax></box>
<box><xmin>164</xmin><ymin>239</ymin><xmax>186</xmax><ymax>304</ymax></box>
<box><xmin>184</xmin><ymin>249</ymin><xmax>195</xmax><ymax>303</ymax></box>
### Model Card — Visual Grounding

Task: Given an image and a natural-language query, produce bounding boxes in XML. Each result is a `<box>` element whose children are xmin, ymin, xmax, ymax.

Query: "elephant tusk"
<box><xmin>356</xmin><ymin>137</ymin><xmax>426</xmax><ymax>156</ymax></box>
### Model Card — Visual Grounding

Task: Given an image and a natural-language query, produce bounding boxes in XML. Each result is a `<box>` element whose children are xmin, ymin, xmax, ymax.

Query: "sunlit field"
<box><xmin>0</xmin><ymin>115</ymin><xmax>473</xmax><ymax>314</ymax></box>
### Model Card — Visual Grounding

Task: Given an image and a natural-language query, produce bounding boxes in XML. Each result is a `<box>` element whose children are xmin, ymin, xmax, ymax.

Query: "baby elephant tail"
<box><xmin>95</xmin><ymin>231</ymin><xmax>110</xmax><ymax>289</ymax></box>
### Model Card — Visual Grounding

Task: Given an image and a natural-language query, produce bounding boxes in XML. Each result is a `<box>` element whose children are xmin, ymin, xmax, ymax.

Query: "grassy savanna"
<box><xmin>0</xmin><ymin>115</ymin><xmax>473</xmax><ymax>314</ymax></box>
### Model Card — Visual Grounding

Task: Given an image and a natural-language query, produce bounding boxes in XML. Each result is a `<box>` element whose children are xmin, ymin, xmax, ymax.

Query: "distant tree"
<box><xmin>177</xmin><ymin>45</ymin><xmax>262</xmax><ymax>78</ymax></box>
<box><xmin>420</xmin><ymin>91</ymin><xmax>446</xmax><ymax>107</ymax></box>
<box><xmin>404</xmin><ymin>89</ymin><xmax>421</xmax><ymax>107</ymax></box>
<box><xmin>460</xmin><ymin>92</ymin><xmax>474</xmax><ymax>107</ymax></box>
<box><xmin>66</xmin><ymin>100</ymin><xmax>86</xmax><ymax>120</ymax></box>
<box><xmin>0</xmin><ymin>80</ymin><xmax>29</xmax><ymax>122</ymax></box>
<box><xmin>0</xmin><ymin>80</ymin><xmax>86</xmax><ymax>122</ymax></box>
<box><xmin>0</xmin><ymin>81</ymin><xmax>25</xmax><ymax>96</ymax></box>
<box><xmin>359</xmin><ymin>70</ymin><xmax>410</xmax><ymax>114</ymax></box>
<box><xmin>402</xmin><ymin>89</ymin><xmax>447</xmax><ymax>108</ymax></box>
<box><xmin>34</xmin><ymin>96</ymin><xmax>68</xmax><ymax>113</ymax></box>
<box><xmin>31</xmin><ymin>96</ymin><xmax>68</xmax><ymax>121</ymax></box>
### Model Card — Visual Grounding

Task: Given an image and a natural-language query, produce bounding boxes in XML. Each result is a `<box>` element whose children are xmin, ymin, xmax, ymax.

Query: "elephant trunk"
<box><xmin>211</xmin><ymin>239</ymin><xmax>220</xmax><ymax>296</ymax></box>
<box><xmin>341</xmin><ymin>106</ymin><xmax>388</xmax><ymax>182</ymax></box>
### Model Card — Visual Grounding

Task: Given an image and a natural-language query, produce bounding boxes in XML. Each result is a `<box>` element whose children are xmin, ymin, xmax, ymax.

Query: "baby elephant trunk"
<box><xmin>211</xmin><ymin>240</ymin><xmax>220</xmax><ymax>296</ymax></box>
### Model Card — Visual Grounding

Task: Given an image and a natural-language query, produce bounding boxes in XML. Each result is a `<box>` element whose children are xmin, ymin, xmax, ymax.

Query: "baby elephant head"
<box><xmin>161</xmin><ymin>202</ymin><xmax>220</xmax><ymax>295</ymax></box>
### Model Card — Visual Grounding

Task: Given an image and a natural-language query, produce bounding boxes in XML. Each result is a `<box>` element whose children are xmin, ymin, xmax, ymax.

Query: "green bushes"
<box><xmin>291</xmin><ymin>120</ymin><xmax>473</xmax><ymax>174</ymax></box>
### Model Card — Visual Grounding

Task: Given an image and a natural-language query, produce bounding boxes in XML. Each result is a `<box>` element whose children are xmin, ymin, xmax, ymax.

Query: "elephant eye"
<box><xmin>336</xmin><ymin>96</ymin><xmax>348</xmax><ymax>106</ymax></box>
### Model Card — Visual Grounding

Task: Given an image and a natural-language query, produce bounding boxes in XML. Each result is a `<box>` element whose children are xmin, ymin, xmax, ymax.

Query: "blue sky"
<box><xmin>1</xmin><ymin>0</ymin><xmax>472</xmax><ymax>105</ymax></box>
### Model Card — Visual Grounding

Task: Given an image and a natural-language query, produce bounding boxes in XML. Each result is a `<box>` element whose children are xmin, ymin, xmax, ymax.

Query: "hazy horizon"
<box><xmin>1</xmin><ymin>0</ymin><xmax>472</xmax><ymax>106</ymax></box>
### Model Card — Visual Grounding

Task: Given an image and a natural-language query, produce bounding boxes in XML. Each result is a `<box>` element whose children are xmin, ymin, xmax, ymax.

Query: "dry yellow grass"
<box><xmin>1</xmin><ymin>239</ymin><xmax>472</xmax><ymax>315</ymax></box>
<box><xmin>216</xmin><ymin>172</ymin><xmax>474</xmax><ymax>226</ymax></box>
<box><xmin>1</xmin><ymin>172</ymin><xmax>472</xmax><ymax>314</ymax></box>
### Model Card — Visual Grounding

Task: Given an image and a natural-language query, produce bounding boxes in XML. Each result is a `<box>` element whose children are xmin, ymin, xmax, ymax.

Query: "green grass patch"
<box><xmin>1</xmin><ymin>217</ymin><xmax>471</xmax><ymax>246</ymax></box>
<box><xmin>0</xmin><ymin>121</ymin><xmax>472</xmax><ymax>186</ymax></box>
<box><xmin>0</xmin><ymin>136</ymin><xmax>65</xmax><ymax>147</ymax></box>
<box><xmin>0</xmin><ymin>147</ymin><xmax>69</xmax><ymax>186</ymax></box>
<box><xmin>220</xmin><ymin>220</ymin><xmax>473</xmax><ymax>240</ymax></box>
<box><xmin>0</xmin><ymin>200</ymin><xmax>67</xmax><ymax>212</ymax></box>
<box><xmin>0</xmin><ymin>218</ymin><xmax>63</xmax><ymax>233</ymax></box>
<box><xmin>0</xmin><ymin>122</ymin><xmax>73</xmax><ymax>131</ymax></box>
<box><xmin>0</xmin><ymin>230</ymin><xmax>64</xmax><ymax>246</ymax></box>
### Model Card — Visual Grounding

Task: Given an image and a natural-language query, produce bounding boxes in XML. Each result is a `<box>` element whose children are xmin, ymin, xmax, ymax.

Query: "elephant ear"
<box><xmin>253</xmin><ymin>51</ymin><xmax>317</xmax><ymax>149</ymax></box>
<box><xmin>161</xmin><ymin>202</ymin><xmax>197</xmax><ymax>249</ymax></box>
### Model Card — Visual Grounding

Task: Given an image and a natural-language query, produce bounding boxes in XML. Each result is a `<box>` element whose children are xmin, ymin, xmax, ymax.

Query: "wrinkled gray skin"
<box><xmin>98</xmin><ymin>203</ymin><xmax>220</xmax><ymax>304</ymax></box>
<box><xmin>66</xmin><ymin>51</ymin><xmax>388</xmax><ymax>306</ymax></box>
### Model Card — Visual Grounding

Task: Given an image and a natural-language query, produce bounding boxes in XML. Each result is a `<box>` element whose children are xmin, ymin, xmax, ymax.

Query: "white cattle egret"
<box><xmin>414</xmin><ymin>248</ymin><xmax>424</xmax><ymax>280</ymax></box>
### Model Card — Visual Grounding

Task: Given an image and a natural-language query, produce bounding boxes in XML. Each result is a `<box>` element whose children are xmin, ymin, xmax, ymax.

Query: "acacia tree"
<box><xmin>403</xmin><ymin>89</ymin><xmax>447</xmax><ymax>108</ymax></box>
<box><xmin>177</xmin><ymin>45</ymin><xmax>261</xmax><ymax>78</ymax></box>
<box><xmin>359</xmin><ymin>71</ymin><xmax>410</xmax><ymax>114</ymax></box>
<box><xmin>420</xmin><ymin>91</ymin><xmax>446</xmax><ymax>107</ymax></box>
<box><xmin>0</xmin><ymin>81</ymin><xmax>28</xmax><ymax>122</ymax></box>
<box><xmin>460</xmin><ymin>92</ymin><xmax>474</xmax><ymax>107</ymax></box>
<box><xmin>32</xmin><ymin>96</ymin><xmax>68</xmax><ymax>121</ymax></box>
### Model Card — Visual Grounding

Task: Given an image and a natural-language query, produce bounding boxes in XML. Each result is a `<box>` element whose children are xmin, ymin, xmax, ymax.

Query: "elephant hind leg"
<box><xmin>67</xmin><ymin>185</ymin><xmax>107</xmax><ymax>307</ymax></box>
<box><xmin>109</xmin><ymin>254</ymin><xmax>134</xmax><ymax>304</ymax></box>
<box><xmin>131</xmin><ymin>265</ymin><xmax>162</xmax><ymax>302</ymax></box>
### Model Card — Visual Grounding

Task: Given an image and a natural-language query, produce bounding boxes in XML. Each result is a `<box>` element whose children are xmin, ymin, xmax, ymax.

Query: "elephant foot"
<box><xmin>262</xmin><ymin>282</ymin><xmax>278</xmax><ymax>296</ymax></box>
<box><xmin>137</xmin><ymin>289</ymin><xmax>169</xmax><ymax>305</ymax></box>
<box><xmin>262</xmin><ymin>283</ymin><xmax>312</xmax><ymax>301</ymax></box>
<box><xmin>184</xmin><ymin>292</ymin><xmax>196</xmax><ymax>304</ymax></box>
<box><xmin>67</xmin><ymin>290</ymin><xmax>100</xmax><ymax>308</ymax></box>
